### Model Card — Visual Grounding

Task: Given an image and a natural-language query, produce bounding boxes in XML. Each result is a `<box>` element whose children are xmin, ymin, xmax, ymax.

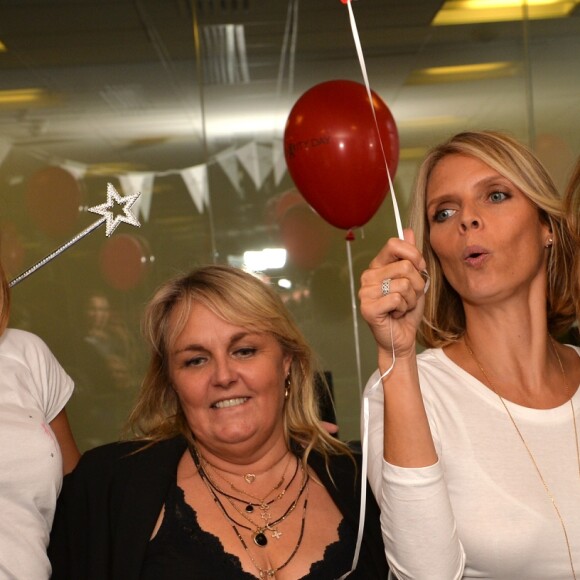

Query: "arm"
<box><xmin>360</xmin><ymin>231</ymin><xmax>465</xmax><ymax>579</ymax></box>
<box><xmin>50</xmin><ymin>408</ymin><xmax>81</xmax><ymax>474</ymax></box>
<box><xmin>359</xmin><ymin>230</ymin><xmax>436</xmax><ymax>468</ymax></box>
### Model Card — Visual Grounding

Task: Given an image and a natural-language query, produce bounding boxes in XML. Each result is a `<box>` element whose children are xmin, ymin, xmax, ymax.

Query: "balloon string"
<box><xmin>338</xmin><ymin>2</ymin><xmax>402</xmax><ymax>578</ymax></box>
<box><xmin>346</xmin><ymin>0</ymin><xmax>404</xmax><ymax>241</ymax></box>
<box><xmin>346</xmin><ymin>234</ymin><xmax>363</xmax><ymax>397</ymax></box>
<box><xmin>338</xmin><ymin>317</ymin><xmax>396</xmax><ymax>580</ymax></box>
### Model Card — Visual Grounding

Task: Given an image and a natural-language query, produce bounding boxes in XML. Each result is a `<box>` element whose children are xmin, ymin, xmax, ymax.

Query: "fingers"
<box><xmin>359</xmin><ymin>228</ymin><xmax>428</xmax><ymax>321</ymax></box>
<box><xmin>368</xmin><ymin>228</ymin><xmax>426</xmax><ymax>273</ymax></box>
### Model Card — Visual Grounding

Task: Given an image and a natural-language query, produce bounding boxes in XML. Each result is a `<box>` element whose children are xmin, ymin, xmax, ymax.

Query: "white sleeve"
<box><xmin>22</xmin><ymin>331</ymin><xmax>75</xmax><ymax>423</ymax></box>
<box><xmin>364</xmin><ymin>370</ymin><xmax>466</xmax><ymax>580</ymax></box>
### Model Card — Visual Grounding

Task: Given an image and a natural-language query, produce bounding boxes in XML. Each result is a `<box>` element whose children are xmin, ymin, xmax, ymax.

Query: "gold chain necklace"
<box><xmin>200</xmin><ymin>462</ymin><xmax>310</xmax><ymax>579</ymax></box>
<box><xmin>464</xmin><ymin>336</ymin><xmax>579</xmax><ymax>579</ymax></box>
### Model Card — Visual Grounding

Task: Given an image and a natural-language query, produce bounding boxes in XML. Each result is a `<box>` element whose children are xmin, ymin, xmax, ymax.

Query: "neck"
<box><xmin>459</xmin><ymin>327</ymin><xmax>570</xmax><ymax>408</ymax></box>
<box><xmin>193</xmin><ymin>437</ymin><xmax>292</xmax><ymax>479</ymax></box>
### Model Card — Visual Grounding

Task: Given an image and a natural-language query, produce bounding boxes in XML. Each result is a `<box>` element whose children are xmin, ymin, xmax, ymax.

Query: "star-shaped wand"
<box><xmin>9</xmin><ymin>183</ymin><xmax>141</xmax><ymax>287</ymax></box>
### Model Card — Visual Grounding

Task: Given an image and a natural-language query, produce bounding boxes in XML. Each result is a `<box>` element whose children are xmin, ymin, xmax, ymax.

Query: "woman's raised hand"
<box><xmin>359</xmin><ymin>229</ymin><xmax>427</xmax><ymax>360</ymax></box>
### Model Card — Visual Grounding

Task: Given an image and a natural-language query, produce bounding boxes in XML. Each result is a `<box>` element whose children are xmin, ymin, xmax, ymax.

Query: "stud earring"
<box><xmin>545</xmin><ymin>237</ymin><xmax>553</xmax><ymax>248</ymax></box>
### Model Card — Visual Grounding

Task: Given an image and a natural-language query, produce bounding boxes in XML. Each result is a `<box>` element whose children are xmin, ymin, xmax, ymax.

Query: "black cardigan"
<box><xmin>48</xmin><ymin>436</ymin><xmax>388</xmax><ymax>579</ymax></box>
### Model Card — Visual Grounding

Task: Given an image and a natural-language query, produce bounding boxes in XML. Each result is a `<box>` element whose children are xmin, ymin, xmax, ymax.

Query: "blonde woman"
<box><xmin>360</xmin><ymin>131</ymin><xmax>580</xmax><ymax>579</ymax></box>
<box><xmin>49</xmin><ymin>265</ymin><xmax>388</xmax><ymax>579</ymax></box>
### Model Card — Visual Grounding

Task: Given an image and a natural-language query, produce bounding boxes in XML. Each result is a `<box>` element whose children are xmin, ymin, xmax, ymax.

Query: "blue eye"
<box><xmin>433</xmin><ymin>208</ymin><xmax>456</xmax><ymax>223</ymax></box>
<box><xmin>489</xmin><ymin>191</ymin><xmax>508</xmax><ymax>203</ymax></box>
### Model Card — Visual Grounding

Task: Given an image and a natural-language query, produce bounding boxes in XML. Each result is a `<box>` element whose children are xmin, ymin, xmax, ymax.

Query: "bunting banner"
<box><xmin>60</xmin><ymin>160</ymin><xmax>88</xmax><ymax>180</ymax></box>
<box><xmin>235</xmin><ymin>141</ymin><xmax>274</xmax><ymax>190</ymax></box>
<box><xmin>215</xmin><ymin>147</ymin><xmax>244</xmax><ymax>196</ymax></box>
<box><xmin>181</xmin><ymin>164</ymin><xmax>209</xmax><ymax>213</ymax></box>
<box><xmin>119</xmin><ymin>172</ymin><xmax>155</xmax><ymax>222</ymax></box>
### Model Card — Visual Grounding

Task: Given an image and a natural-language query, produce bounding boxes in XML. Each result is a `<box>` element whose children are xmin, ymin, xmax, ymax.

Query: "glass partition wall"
<box><xmin>1</xmin><ymin>0</ymin><xmax>578</xmax><ymax>449</ymax></box>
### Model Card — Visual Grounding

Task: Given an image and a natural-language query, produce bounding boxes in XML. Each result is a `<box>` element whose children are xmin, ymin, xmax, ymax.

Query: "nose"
<box><xmin>212</xmin><ymin>355</ymin><xmax>238</xmax><ymax>388</ymax></box>
<box><xmin>459</xmin><ymin>204</ymin><xmax>481</xmax><ymax>232</ymax></box>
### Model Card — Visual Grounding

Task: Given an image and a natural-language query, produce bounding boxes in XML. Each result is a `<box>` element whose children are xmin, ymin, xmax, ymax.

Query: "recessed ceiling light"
<box><xmin>406</xmin><ymin>62</ymin><xmax>519</xmax><ymax>84</ymax></box>
<box><xmin>433</xmin><ymin>0</ymin><xmax>579</xmax><ymax>25</ymax></box>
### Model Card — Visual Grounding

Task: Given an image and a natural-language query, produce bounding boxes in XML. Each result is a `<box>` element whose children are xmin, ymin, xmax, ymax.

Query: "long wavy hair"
<box><xmin>564</xmin><ymin>158</ymin><xmax>580</xmax><ymax>323</ymax></box>
<box><xmin>408</xmin><ymin>131</ymin><xmax>578</xmax><ymax>347</ymax></box>
<box><xmin>127</xmin><ymin>265</ymin><xmax>351</xmax><ymax>466</ymax></box>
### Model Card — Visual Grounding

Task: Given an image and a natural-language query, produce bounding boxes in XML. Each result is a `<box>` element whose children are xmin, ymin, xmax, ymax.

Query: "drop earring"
<box><xmin>284</xmin><ymin>373</ymin><xmax>291</xmax><ymax>399</ymax></box>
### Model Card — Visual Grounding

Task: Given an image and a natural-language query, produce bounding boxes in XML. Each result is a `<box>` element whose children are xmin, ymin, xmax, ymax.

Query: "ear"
<box><xmin>283</xmin><ymin>355</ymin><xmax>293</xmax><ymax>378</ymax></box>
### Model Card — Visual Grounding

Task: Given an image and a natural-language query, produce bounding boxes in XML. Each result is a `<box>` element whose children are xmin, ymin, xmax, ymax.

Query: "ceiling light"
<box><xmin>0</xmin><ymin>89</ymin><xmax>46</xmax><ymax>105</ymax></box>
<box><xmin>406</xmin><ymin>62</ymin><xmax>519</xmax><ymax>84</ymax></box>
<box><xmin>433</xmin><ymin>0</ymin><xmax>579</xmax><ymax>25</ymax></box>
<box><xmin>0</xmin><ymin>41</ymin><xmax>6</xmax><ymax>52</ymax></box>
<box><xmin>243</xmin><ymin>248</ymin><xmax>287</xmax><ymax>272</ymax></box>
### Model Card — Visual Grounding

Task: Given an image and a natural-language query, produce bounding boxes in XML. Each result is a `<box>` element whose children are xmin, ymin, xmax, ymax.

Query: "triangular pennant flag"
<box><xmin>272</xmin><ymin>139</ymin><xmax>287</xmax><ymax>186</ymax></box>
<box><xmin>215</xmin><ymin>147</ymin><xmax>243</xmax><ymax>197</ymax></box>
<box><xmin>236</xmin><ymin>141</ymin><xmax>273</xmax><ymax>190</ymax></box>
<box><xmin>119</xmin><ymin>172</ymin><xmax>155</xmax><ymax>222</ymax></box>
<box><xmin>181</xmin><ymin>164</ymin><xmax>209</xmax><ymax>213</ymax></box>
<box><xmin>0</xmin><ymin>139</ymin><xmax>12</xmax><ymax>168</ymax></box>
<box><xmin>60</xmin><ymin>160</ymin><xmax>87</xmax><ymax>180</ymax></box>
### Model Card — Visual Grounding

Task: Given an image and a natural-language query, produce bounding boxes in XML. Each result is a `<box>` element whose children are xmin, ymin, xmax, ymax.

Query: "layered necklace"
<box><xmin>189</xmin><ymin>446</ymin><xmax>310</xmax><ymax>578</ymax></box>
<box><xmin>464</xmin><ymin>336</ymin><xmax>579</xmax><ymax>579</ymax></box>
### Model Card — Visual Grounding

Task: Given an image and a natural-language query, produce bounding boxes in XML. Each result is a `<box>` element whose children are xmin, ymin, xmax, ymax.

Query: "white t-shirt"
<box><xmin>365</xmin><ymin>345</ymin><xmax>580</xmax><ymax>580</ymax></box>
<box><xmin>0</xmin><ymin>328</ymin><xmax>74</xmax><ymax>580</ymax></box>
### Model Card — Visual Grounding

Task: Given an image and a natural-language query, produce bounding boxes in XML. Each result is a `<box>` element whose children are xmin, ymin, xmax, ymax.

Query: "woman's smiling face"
<box><xmin>168</xmin><ymin>301</ymin><xmax>291</xmax><ymax>460</ymax></box>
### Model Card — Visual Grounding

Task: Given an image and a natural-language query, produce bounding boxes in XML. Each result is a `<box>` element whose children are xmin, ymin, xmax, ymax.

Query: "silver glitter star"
<box><xmin>88</xmin><ymin>182</ymin><xmax>141</xmax><ymax>237</ymax></box>
<box><xmin>9</xmin><ymin>182</ymin><xmax>142</xmax><ymax>287</ymax></box>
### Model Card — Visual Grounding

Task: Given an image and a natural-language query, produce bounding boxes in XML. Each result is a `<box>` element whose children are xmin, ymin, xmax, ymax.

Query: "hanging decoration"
<box><xmin>24</xmin><ymin>166</ymin><xmax>84</xmax><ymax>238</ymax></box>
<box><xmin>99</xmin><ymin>233</ymin><xmax>152</xmax><ymax>291</ymax></box>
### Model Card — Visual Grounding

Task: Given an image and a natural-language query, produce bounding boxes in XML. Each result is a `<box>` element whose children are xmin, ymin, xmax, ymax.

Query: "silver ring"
<box><xmin>381</xmin><ymin>278</ymin><xmax>391</xmax><ymax>296</ymax></box>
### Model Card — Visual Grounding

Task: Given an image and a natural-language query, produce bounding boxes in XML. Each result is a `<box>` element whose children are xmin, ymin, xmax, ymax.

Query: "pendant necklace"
<box><xmin>190</xmin><ymin>446</ymin><xmax>305</xmax><ymax>547</ymax></box>
<box><xmin>464</xmin><ymin>336</ymin><xmax>579</xmax><ymax>579</ymax></box>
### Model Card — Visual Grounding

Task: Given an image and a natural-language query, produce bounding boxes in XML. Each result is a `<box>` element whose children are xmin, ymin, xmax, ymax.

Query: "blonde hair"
<box><xmin>408</xmin><ymin>131</ymin><xmax>577</xmax><ymax>347</ymax></box>
<box><xmin>0</xmin><ymin>256</ymin><xmax>10</xmax><ymax>336</ymax></box>
<box><xmin>127</xmin><ymin>265</ymin><xmax>351</xmax><ymax>465</ymax></box>
<box><xmin>564</xmin><ymin>158</ymin><xmax>580</xmax><ymax>322</ymax></box>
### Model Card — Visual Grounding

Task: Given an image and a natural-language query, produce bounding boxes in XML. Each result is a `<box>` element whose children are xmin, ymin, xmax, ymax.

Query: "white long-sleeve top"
<box><xmin>365</xmin><ymin>345</ymin><xmax>580</xmax><ymax>580</ymax></box>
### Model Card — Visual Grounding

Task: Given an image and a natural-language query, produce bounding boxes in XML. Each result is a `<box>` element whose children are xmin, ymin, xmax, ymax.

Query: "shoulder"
<box><xmin>74</xmin><ymin>437</ymin><xmax>187</xmax><ymax>479</ymax></box>
<box><xmin>308</xmin><ymin>448</ymin><xmax>360</xmax><ymax>490</ymax></box>
<box><xmin>0</xmin><ymin>328</ymin><xmax>51</xmax><ymax>360</ymax></box>
<box><xmin>416</xmin><ymin>347</ymin><xmax>463</xmax><ymax>390</ymax></box>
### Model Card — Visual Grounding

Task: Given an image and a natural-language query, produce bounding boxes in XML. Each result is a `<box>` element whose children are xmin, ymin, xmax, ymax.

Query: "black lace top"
<box><xmin>141</xmin><ymin>480</ymin><xmax>356</xmax><ymax>579</ymax></box>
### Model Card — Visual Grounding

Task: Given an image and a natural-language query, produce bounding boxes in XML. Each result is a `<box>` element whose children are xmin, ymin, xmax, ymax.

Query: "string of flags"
<box><xmin>0</xmin><ymin>137</ymin><xmax>289</xmax><ymax>224</ymax></box>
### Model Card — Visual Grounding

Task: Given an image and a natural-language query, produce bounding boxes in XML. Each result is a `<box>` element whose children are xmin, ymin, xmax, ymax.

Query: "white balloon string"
<box><xmin>346</xmin><ymin>236</ymin><xmax>363</xmax><ymax>396</ymax></box>
<box><xmin>346</xmin><ymin>0</ymin><xmax>404</xmax><ymax>240</ymax></box>
<box><xmin>339</xmin><ymin>316</ymin><xmax>396</xmax><ymax>580</ymax></box>
<box><xmin>338</xmin><ymin>2</ymin><xmax>403</xmax><ymax>577</ymax></box>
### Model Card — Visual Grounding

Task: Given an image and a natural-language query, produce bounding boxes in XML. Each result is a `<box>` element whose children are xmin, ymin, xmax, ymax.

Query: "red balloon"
<box><xmin>99</xmin><ymin>234</ymin><xmax>151</xmax><ymax>291</ymax></box>
<box><xmin>25</xmin><ymin>166</ymin><xmax>82</xmax><ymax>238</ymax></box>
<box><xmin>284</xmin><ymin>80</ymin><xmax>399</xmax><ymax>230</ymax></box>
